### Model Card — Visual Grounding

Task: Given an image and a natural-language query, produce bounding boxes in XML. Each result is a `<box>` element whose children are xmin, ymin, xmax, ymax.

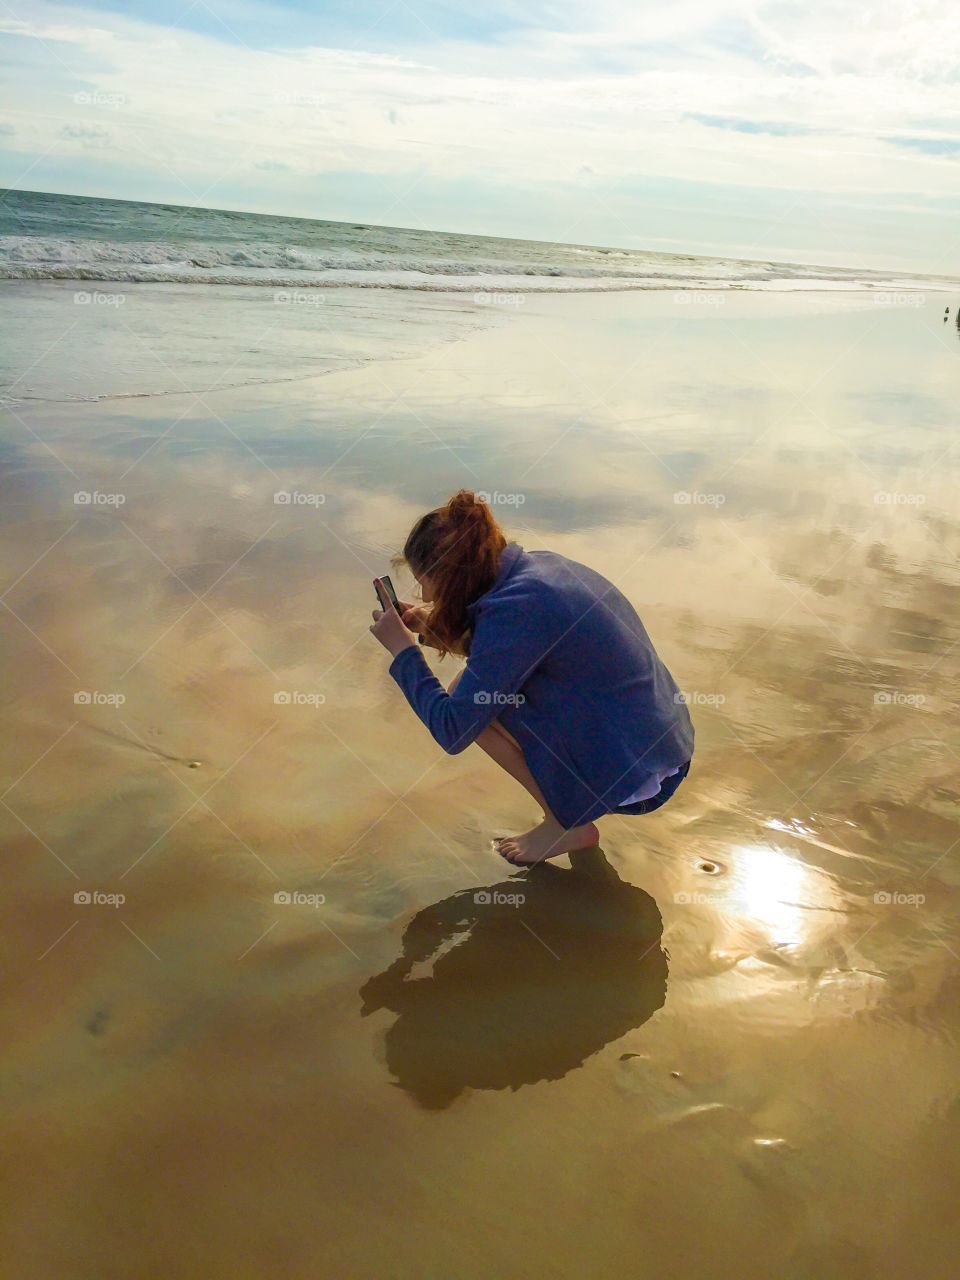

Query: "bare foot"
<box><xmin>494</xmin><ymin>815</ymin><xmax>600</xmax><ymax>865</ymax></box>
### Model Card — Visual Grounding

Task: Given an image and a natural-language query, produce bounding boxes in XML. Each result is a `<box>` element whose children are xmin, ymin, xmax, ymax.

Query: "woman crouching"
<box><xmin>369</xmin><ymin>490</ymin><xmax>693</xmax><ymax>866</ymax></box>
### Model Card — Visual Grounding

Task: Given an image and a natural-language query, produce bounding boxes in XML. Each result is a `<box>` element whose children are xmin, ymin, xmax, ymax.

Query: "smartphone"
<box><xmin>374</xmin><ymin>574</ymin><xmax>401</xmax><ymax>612</ymax></box>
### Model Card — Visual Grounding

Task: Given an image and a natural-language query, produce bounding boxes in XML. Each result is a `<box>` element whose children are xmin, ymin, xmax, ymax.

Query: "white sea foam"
<box><xmin>2</xmin><ymin>234</ymin><xmax>957</xmax><ymax>293</ymax></box>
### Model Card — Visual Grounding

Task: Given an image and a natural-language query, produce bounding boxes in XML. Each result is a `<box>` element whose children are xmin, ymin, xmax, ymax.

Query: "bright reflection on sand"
<box><xmin>726</xmin><ymin>842</ymin><xmax>839</xmax><ymax>950</ymax></box>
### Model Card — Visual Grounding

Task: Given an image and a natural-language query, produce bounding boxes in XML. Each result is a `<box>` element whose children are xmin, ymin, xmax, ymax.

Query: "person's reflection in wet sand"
<box><xmin>360</xmin><ymin>848</ymin><xmax>668</xmax><ymax>1109</ymax></box>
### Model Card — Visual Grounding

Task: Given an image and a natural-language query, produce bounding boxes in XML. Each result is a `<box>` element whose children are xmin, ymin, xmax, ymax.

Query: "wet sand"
<box><xmin>1</xmin><ymin>287</ymin><xmax>960</xmax><ymax>1278</ymax></box>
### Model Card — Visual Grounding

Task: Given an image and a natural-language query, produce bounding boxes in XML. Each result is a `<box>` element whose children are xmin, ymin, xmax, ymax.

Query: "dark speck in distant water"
<box><xmin>86</xmin><ymin>1009</ymin><xmax>110</xmax><ymax>1036</ymax></box>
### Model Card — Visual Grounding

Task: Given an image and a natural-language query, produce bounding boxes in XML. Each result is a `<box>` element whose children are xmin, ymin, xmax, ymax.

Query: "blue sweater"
<box><xmin>388</xmin><ymin>542</ymin><xmax>694</xmax><ymax>829</ymax></box>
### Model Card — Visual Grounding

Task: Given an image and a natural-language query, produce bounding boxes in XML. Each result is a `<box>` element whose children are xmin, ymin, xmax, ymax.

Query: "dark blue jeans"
<box><xmin>612</xmin><ymin>759</ymin><xmax>691</xmax><ymax>816</ymax></box>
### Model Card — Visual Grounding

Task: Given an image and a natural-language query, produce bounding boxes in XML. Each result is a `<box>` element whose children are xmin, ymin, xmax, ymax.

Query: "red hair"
<box><xmin>394</xmin><ymin>490</ymin><xmax>508</xmax><ymax>658</ymax></box>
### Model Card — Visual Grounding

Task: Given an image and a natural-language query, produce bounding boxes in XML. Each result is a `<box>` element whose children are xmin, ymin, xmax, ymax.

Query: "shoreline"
<box><xmin>3</xmin><ymin>284</ymin><xmax>956</xmax><ymax>408</ymax></box>
<box><xmin>3</xmin><ymin>269</ymin><xmax>958</xmax><ymax>293</ymax></box>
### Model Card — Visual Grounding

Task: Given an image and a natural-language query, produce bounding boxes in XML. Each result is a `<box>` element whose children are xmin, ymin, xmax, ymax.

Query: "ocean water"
<box><xmin>3</xmin><ymin>189</ymin><xmax>959</xmax><ymax>407</ymax></box>
<box><xmin>2</xmin><ymin>187</ymin><xmax>958</xmax><ymax>294</ymax></box>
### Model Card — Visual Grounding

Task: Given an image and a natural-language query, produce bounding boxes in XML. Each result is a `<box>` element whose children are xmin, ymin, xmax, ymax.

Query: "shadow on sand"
<box><xmin>360</xmin><ymin>847</ymin><xmax>668</xmax><ymax>1109</ymax></box>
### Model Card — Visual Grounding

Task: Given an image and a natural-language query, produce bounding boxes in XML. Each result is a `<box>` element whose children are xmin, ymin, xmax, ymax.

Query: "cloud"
<box><xmin>0</xmin><ymin>0</ymin><xmax>958</xmax><ymax>271</ymax></box>
<box><xmin>883</xmin><ymin>135</ymin><xmax>960</xmax><ymax>158</ymax></box>
<box><xmin>687</xmin><ymin>113</ymin><xmax>822</xmax><ymax>136</ymax></box>
<box><xmin>59</xmin><ymin>123</ymin><xmax>112</xmax><ymax>147</ymax></box>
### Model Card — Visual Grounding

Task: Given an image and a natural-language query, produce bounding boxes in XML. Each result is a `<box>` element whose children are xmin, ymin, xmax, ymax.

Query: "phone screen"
<box><xmin>375</xmin><ymin>575</ymin><xmax>401</xmax><ymax>611</ymax></box>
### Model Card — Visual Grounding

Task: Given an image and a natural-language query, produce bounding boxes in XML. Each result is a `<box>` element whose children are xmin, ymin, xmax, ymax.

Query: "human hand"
<box><xmin>396</xmin><ymin>602</ymin><xmax>437</xmax><ymax>646</ymax></box>
<box><xmin>370</xmin><ymin>582</ymin><xmax>419</xmax><ymax>657</ymax></box>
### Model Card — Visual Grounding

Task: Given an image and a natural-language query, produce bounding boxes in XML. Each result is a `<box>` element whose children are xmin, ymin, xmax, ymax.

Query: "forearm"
<box><xmin>388</xmin><ymin>646</ymin><xmax>484</xmax><ymax>754</ymax></box>
<box><xmin>387</xmin><ymin>596</ymin><xmax>550</xmax><ymax>754</ymax></box>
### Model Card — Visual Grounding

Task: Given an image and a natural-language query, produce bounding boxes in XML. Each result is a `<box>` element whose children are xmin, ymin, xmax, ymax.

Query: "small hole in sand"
<box><xmin>697</xmin><ymin>859</ymin><xmax>722</xmax><ymax>875</ymax></box>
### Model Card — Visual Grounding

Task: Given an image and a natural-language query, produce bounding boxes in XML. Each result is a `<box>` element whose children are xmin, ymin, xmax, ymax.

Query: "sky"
<box><xmin>1</xmin><ymin>0</ymin><xmax>959</xmax><ymax>272</ymax></box>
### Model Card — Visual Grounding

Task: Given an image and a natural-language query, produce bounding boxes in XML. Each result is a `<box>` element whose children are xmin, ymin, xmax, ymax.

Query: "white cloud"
<box><xmin>0</xmin><ymin>1</ymin><xmax>958</xmax><ymax>267</ymax></box>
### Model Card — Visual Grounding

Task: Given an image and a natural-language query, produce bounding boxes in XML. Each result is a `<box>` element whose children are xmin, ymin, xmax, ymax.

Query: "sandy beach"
<box><xmin>1</xmin><ymin>280</ymin><xmax>959</xmax><ymax>1276</ymax></box>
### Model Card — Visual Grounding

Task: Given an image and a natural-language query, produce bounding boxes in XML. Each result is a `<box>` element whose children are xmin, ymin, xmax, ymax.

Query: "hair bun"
<box><xmin>447</xmin><ymin>489</ymin><xmax>482</xmax><ymax>515</ymax></box>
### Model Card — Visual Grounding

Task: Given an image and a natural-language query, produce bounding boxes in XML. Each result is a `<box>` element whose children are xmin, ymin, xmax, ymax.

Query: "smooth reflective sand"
<box><xmin>1</xmin><ymin>287</ymin><xmax>959</xmax><ymax>1277</ymax></box>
